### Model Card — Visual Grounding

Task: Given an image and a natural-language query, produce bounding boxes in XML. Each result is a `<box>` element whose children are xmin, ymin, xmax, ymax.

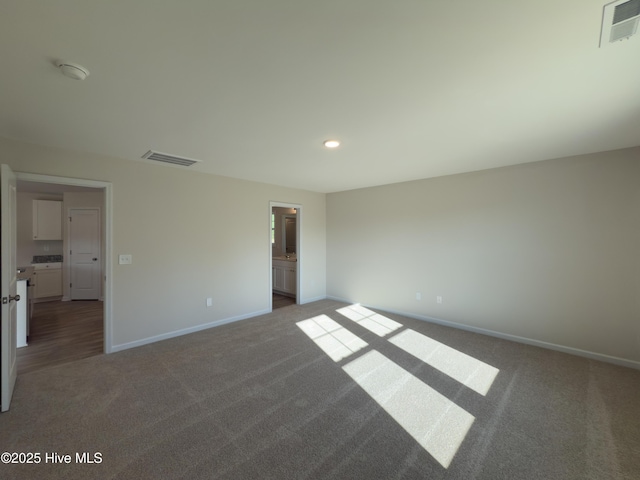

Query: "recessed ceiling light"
<box><xmin>323</xmin><ymin>139</ymin><xmax>340</xmax><ymax>148</ymax></box>
<box><xmin>56</xmin><ymin>61</ymin><xmax>90</xmax><ymax>80</ymax></box>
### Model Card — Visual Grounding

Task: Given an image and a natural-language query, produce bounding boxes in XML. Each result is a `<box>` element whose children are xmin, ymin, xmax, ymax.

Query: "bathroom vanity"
<box><xmin>272</xmin><ymin>256</ymin><xmax>297</xmax><ymax>296</ymax></box>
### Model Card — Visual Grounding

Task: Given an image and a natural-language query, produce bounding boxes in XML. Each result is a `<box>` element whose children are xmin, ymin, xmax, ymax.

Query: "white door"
<box><xmin>69</xmin><ymin>208</ymin><xmax>101</xmax><ymax>300</ymax></box>
<box><xmin>1</xmin><ymin>164</ymin><xmax>18</xmax><ymax>412</ymax></box>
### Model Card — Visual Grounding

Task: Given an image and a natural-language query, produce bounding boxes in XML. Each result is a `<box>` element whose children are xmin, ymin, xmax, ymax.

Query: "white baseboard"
<box><xmin>111</xmin><ymin>308</ymin><xmax>271</xmax><ymax>353</ymax></box>
<box><xmin>300</xmin><ymin>295</ymin><xmax>327</xmax><ymax>305</ymax></box>
<box><xmin>61</xmin><ymin>296</ymin><xmax>102</xmax><ymax>302</ymax></box>
<box><xmin>33</xmin><ymin>296</ymin><xmax>63</xmax><ymax>304</ymax></box>
<box><xmin>326</xmin><ymin>296</ymin><xmax>640</xmax><ymax>370</ymax></box>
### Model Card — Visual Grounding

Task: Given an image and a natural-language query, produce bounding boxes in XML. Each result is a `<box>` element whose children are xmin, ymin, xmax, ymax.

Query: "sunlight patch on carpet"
<box><xmin>297</xmin><ymin>315</ymin><xmax>368</xmax><ymax>362</ymax></box>
<box><xmin>297</xmin><ymin>308</ymin><xmax>498</xmax><ymax>468</ymax></box>
<box><xmin>388</xmin><ymin>329</ymin><xmax>499</xmax><ymax>396</ymax></box>
<box><xmin>336</xmin><ymin>304</ymin><xmax>403</xmax><ymax>337</ymax></box>
<box><xmin>343</xmin><ymin>350</ymin><xmax>475</xmax><ymax>468</ymax></box>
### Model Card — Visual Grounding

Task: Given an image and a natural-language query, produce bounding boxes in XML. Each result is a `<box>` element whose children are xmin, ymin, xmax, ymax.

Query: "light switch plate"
<box><xmin>119</xmin><ymin>254</ymin><xmax>132</xmax><ymax>265</ymax></box>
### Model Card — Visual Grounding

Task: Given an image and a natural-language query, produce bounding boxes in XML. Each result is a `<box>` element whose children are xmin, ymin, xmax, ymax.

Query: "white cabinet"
<box><xmin>33</xmin><ymin>263</ymin><xmax>62</xmax><ymax>299</ymax></box>
<box><xmin>33</xmin><ymin>200</ymin><xmax>62</xmax><ymax>240</ymax></box>
<box><xmin>273</xmin><ymin>265</ymin><xmax>285</xmax><ymax>291</ymax></box>
<box><xmin>272</xmin><ymin>260</ymin><xmax>297</xmax><ymax>296</ymax></box>
<box><xmin>284</xmin><ymin>266</ymin><xmax>297</xmax><ymax>293</ymax></box>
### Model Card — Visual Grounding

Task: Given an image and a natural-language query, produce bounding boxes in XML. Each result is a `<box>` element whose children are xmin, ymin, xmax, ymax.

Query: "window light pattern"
<box><xmin>343</xmin><ymin>350</ymin><xmax>475</xmax><ymax>468</ymax></box>
<box><xmin>296</xmin><ymin>305</ymin><xmax>500</xmax><ymax>469</ymax></box>
<box><xmin>388</xmin><ymin>329</ymin><xmax>499</xmax><ymax>396</ymax></box>
<box><xmin>336</xmin><ymin>304</ymin><xmax>403</xmax><ymax>337</ymax></box>
<box><xmin>296</xmin><ymin>315</ymin><xmax>367</xmax><ymax>362</ymax></box>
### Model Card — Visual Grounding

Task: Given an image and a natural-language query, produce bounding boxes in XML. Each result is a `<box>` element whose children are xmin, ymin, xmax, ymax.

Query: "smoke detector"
<box><xmin>600</xmin><ymin>0</ymin><xmax>640</xmax><ymax>47</ymax></box>
<box><xmin>57</xmin><ymin>61</ymin><xmax>90</xmax><ymax>80</ymax></box>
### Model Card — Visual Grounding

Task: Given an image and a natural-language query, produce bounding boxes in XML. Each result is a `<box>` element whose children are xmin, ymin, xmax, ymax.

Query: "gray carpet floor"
<box><xmin>1</xmin><ymin>299</ymin><xmax>639</xmax><ymax>479</ymax></box>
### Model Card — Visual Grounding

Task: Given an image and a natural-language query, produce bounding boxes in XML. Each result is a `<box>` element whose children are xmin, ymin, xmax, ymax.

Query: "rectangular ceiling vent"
<box><xmin>600</xmin><ymin>0</ymin><xmax>640</xmax><ymax>47</ymax></box>
<box><xmin>141</xmin><ymin>150</ymin><xmax>201</xmax><ymax>167</ymax></box>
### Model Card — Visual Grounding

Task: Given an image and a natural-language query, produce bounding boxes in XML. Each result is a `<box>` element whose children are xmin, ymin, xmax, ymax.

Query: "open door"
<box><xmin>1</xmin><ymin>164</ymin><xmax>18</xmax><ymax>412</ymax></box>
<box><xmin>269</xmin><ymin>202</ymin><xmax>301</xmax><ymax>310</ymax></box>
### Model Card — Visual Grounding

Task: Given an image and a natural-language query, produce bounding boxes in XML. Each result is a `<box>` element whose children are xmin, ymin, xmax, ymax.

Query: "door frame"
<box><xmin>269</xmin><ymin>201</ymin><xmax>301</xmax><ymax>310</ymax></box>
<box><xmin>16</xmin><ymin>172</ymin><xmax>113</xmax><ymax>354</ymax></box>
<box><xmin>1</xmin><ymin>164</ymin><xmax>18</xmax><ymax>411</ymax></box>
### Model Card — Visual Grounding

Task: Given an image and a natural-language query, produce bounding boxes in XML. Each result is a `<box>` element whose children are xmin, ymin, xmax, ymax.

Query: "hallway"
<box><xmin>17</xmin><ymin>300</ymin><xmax>104</xmax><ymax>375</ymax></box>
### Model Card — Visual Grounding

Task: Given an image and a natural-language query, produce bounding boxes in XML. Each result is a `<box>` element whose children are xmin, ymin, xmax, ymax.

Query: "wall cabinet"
<box><xmin>33</xmin><ymin>263</ymin><xmax>62</xmax><ymax>299</ymax></box>
<box><xmin>33</xmin><ymin>200</ymin><xmax>62</xmax><ymax>240</ymax></box>
<box><xmin>272</xmin><ymin>260</ymin><xmax>297</xmax><ymax>296</ymax></box>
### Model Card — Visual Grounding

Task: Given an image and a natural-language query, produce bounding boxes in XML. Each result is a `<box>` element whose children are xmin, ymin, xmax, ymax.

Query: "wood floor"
<box><xmin>17</xmin><ymin>300</ymin><xmax>104</xmax><ymax>375</ymax></box>
<box><xmin>272</xmin><ymin>292</ymin><xmax>296</xmax><ymax>309</ymax></box>
<box><xmin>18</xmin><ymin>297</ymin><xmax>290</xmax><ymax>375</ymax></box>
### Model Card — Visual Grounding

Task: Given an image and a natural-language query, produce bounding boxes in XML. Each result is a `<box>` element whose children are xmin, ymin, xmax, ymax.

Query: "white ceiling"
<box><xmin>1</xmin><ymin>1</ymin><xmax>639</xmax><ymax>193</ymax></box>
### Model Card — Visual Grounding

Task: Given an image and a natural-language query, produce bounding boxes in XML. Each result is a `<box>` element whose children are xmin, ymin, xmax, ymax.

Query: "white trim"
<box><xmin>17</xmin><ymin>173</ymin><xmax>109</xmax><ymax>190</ymax></box>
<box><xmin>111</xmin><ymin>308</ymin><xmax>270</xmax><ymax>353</ymax></box>
<box><xmin>299</xmin><ymin>295</ymin><xmax>326</xmax><ymax>305</ymax></box>
<box><xmin>269</xmin><ymin>201</ymin><xmax>302</xmax><ymax>310</ymax></box>
<box><xmin>326</xmin><ymin>296</ymin><xmax>640</xmax><ymax>371</ymax></box>
<box><xmin>15</xmin><ymin>172</ymin><xmax>114</xmax><ymax>354</ymax></box>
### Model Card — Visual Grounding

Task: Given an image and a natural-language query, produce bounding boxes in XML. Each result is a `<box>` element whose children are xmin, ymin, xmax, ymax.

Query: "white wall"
<box><xmin>6</xmin><ymin>134</ymin><xmax>638</xmax><ymax>366</ymax></box>
<box><xmin>327</xmin><ymin>147</ymin><xmax>640</xmax><ymax>365</ymax></box>
<box><xmin>1</xmin><ymin>137</ymin><xmax>326</xmax><ymax>350</ymax></box>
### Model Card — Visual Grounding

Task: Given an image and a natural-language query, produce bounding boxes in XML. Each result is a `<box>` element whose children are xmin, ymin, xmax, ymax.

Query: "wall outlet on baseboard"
<box><xmin>436</xmin><ymin>295</ymin><xmax>443</xmax><ymax>304</ymax></box>
<box><xmin>206</xmin><ymin>297</ymin><xmax>213</xmax><ymax>307</ymax></box>
<box><xmin>415</xmin><ymin>292</ymin><xmax>422</xmax><ymax>301</ymax></box>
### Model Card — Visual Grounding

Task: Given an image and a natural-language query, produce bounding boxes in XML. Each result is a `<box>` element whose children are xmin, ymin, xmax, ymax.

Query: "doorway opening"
<box><xmin>14</xmin><ymin>173</ymin><xmax>112</xmax><ymax>374</ymax></box>
<box><xmin>270</xmin><ymin>202</ymin><xmax>301</xmax><ymax>310</ymax></box>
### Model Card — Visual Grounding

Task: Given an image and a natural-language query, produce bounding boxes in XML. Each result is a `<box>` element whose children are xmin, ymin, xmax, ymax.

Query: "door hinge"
<box><xmin>70</xmin><ymin>283</ymin><xmax>72</xmax><ymax>288</ymax></box>
<box><xmin>69</xmin><ymin>217</ymin><xmax>72</xmax><ymax>222</ymax></box>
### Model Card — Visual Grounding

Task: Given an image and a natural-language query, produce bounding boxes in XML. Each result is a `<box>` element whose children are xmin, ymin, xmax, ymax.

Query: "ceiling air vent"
<box><xmin>141</xmin><ymin>150</ymin><xmax>201</xmax><ymax>167</ymax></box>
<box><xmin>600</xmin><ymin>0</ymin><xmax>640</xmax><ymax>47</ymax></box>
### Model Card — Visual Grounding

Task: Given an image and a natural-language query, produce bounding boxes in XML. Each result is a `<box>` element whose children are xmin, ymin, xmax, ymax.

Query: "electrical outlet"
<box><xmin>206</xmin><ymin>297</ymin><xmax>213</xmax><ymax>307</ymax></box>
<box><xmin>118</xmin><ymin>254</ymin><xmax>132</xmax><ymax>265</ymax></box>
<box><xmin>416</xmin><ymin>292</ymin><xmax>422</xmax><ymax>301</ymax></box>
<box><xmin>436</xmin><ymin>295</ymin><xmax>443</xmax><ymax>304</ymax></box>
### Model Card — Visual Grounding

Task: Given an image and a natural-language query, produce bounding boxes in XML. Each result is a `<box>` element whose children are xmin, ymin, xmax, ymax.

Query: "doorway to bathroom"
<box><xmin>269</xmin><ymin>202</ymin><xmax>301</xmax><ymax>310</ymax></box>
